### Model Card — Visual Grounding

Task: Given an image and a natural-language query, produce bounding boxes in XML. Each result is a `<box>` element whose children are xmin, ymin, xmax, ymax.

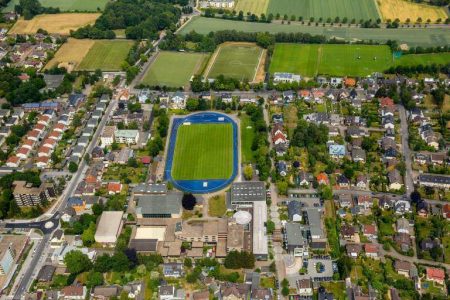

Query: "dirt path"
<box><xmin>253</xmin><ymin>49</ymin><xmax>267</xmax><ymax>83</ymax></box>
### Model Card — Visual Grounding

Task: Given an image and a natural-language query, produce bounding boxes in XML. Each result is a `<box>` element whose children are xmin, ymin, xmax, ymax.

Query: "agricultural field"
<box><xmin>171</xmin><ymin>123</ymin><xmax>233</xmax><ymax>180</ymax></box>
<box><xmin>235</xmin><ymin>0</ymin><xmax>270</xmax><ymax>16</ymax></box>
<box><xmin>267</xmin><ymin>0</ymin><xmax>380</xmax><ymax>21</ymax></box>
<box><xmin>141</xmin><ymin>51</ymin><xmax>208</xmax><ymax>88</ymax></box>
<box><xmin>45</xmin><ymin>38</ymin><xmax>95</xmax><ymax>70</ymax></box>
<box><xmin>3</xmin><ymin>0</ymin><xmax>110</xmax><ymax>12</ymax></box>
<box><xmin>9</xmin><ymin>13</ymin><xmax>100</xmax><ymax>35</ymax></box>
<box><xmin>178</xmin><ymin>17</ymin><xmax>450</xmax><ymax>47</ymax></box>
<box><xmin>269</xmin><ymin>44</ymin><xmax>392</xmax><ymax>77</ymax></box>
<box><xmin>77</xmin><ymin>40</ymin><xmax>134</xmax><ymax>71</ymax></box>
<box><xmin>205</xmin><ymin>42</ymin><xmax>263</xmax><ymax>82</ymax></box>
<box><xmin>377</xmin><ymin>0</ymin><xmax>448</xmax><ymax>23</ymax></box>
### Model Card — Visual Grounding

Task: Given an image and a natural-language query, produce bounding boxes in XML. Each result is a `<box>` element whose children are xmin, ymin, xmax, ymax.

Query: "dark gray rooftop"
<box><xmin>230</xmin><ymin>181</ymin><xmax>265</xmax><ymax>203</ymax></box>
<box><xmin>136</xmin><ymin>192</ymin><xmax>182</xmax><ymax>215</ymax></box>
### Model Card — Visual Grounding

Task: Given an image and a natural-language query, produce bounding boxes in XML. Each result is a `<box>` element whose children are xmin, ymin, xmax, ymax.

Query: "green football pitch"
<box><xmin>269</xmin><ymin>44</ymin><xmax>392</xmax><ymax>77</ymax></box>
<box><xmin>77</xmin><ymin>40</ymin><xmax>133</xmax><ymax>71</ymax></box>
<box><xmin>141</xmin><ymin>51</ymin><xmax>208</xmax><ymax>88</ymax></box>
<box><xmin>171</xmin><ymin>123</ymin><xmax>233</xmax><ymax>180</ymax></box>
<box><xmin>206</xmin><ymin>43</ymin><xmax>263</xmax><ymax>81</ymax></box>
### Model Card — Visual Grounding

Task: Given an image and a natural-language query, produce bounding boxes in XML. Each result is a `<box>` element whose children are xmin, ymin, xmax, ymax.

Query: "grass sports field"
<box><xmin>45</xmin><ymin>38</ymin><xmax>95</xmax><ymax>70</ymax></box>
<box><xmin>178</xmin><ymin>17</ymin><xmax>450</xmax><ymax>47</ymax></box>
<box><xmin>171</xmin><ymin>123</ymin><xmax>233</xmax><ymax>180</ymax></box>
<box><xmin>205</xmin><ymin>43</ymin><xmax>263</xmax><ymax>82</ymax></box>
<box><xmin>9</xmin><ymin>13</ymin><xmax>100</xmax><ymax>35</ymax></box>
<box><xmin>377</xmin><ymin>0</ymin><xmax>448</xmax><ymax>23</ymax></box>
<box><xmin>141</xmin><ymin>51</ymin><xmax>208</xmax><ymax>88</ymax></box>
<box><xmin>235</xmin><ymin>0</ymin><xmax>270</xmax><ymax>16</ymax></box>
<box><xmin>3</xmin><ymin>0</ymin><xmax>109</xmax><ymax>12</ymax></box>
<box><xmin>77</xmin><ymin>40</ymin><xmax>133</xmax><ymax>71</ymax></box>
<box><xmin>270</xmin><ymin>44</ymin><xmax>450</xmax><ymax>76</ymax></box>
<box><xmin>270</xmin><ymin>44</ymin><xmax>392</xmax><ymax>77</ymax></box>
<box><xmin>394</xmin><ymin>52</ymin><xmax>450</xmax><ymax>67</ymax></box>
<box><xmin>267</xmin><ymin>0</ymin><xmax>380</xmax><ymax>21</ymax></box>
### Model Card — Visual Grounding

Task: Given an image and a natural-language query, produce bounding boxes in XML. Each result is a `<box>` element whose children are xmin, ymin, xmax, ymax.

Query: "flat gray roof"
<box><xmin>252</xmin><ymin>201</ymin><xmax>268</xmax><ymax>256</ymax></box>
<box><xmin>136</xmin><ymin>193</ymin><xmax>182</xmax><ymax>215</ymax></box>
<box><xmin>132</xmin><ymin>183</ymin><xmax>167</xmax><ymax>195</ymax></box>
<box><xmin>285</xmin><ymin>223</ymin><xmax>305</xmax><ymax>246</ymax></box>
<box><xmin>230</xmin><ymin>181</ymin><xmax>265</xmax><ymax>203</ymax></box>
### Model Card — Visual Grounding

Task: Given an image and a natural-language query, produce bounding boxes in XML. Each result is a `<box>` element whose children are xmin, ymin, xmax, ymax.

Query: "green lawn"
<box><xmin>178</xmin><ymin>17</ymin><xmax>450</xmax><ymax>47</ymax></box>
<box><xmin>269</xmin><ymin>44</ymin><xmax>392</xmax><ymax>77</ymax></box>
<box><xmin>171</xmin><ymin>123</ymin><xmax>233</xmax><ymax>180</ymax></box>
<box><xmin>141</xmin><ymin>51</ymin><xmax>208</xmax><ymax>88</ymax></box>
<box><xmin>77</xmin><ymin>40</ymin><xmax>133</xmax><ymax>71</ymax></box>
<box><xmin>208</xmin><ymin>195</ymin><xmax>227</xmax><ymax>217</ymax></box>
<box><xmin>207</xmin><ymin>43</ymin><xmax>262</xmax><ymax>81</ymax></box>
<box><xmin>267</xmin><ymin>0</ymin><xmax>380</xmax><ymax>21</ymax></box>
<box><xmin>240</xmin><ymin>113</ymin><xmax>255</xmax><ymax>163</ymax></box>
<box><xmin>3</xmin><ymin>0</ymin><xmax>109</xmax><ymax>12</ymax></box>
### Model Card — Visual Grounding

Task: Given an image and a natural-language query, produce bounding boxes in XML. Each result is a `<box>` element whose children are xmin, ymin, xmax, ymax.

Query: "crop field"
<box><xmin>235</xmin><ymin>0</ymin><xmax>270</xmax><ymax>16</ymax></box>
<box><xmin>205</xmin><ymin>42</ymin><xmax>263</xmax><ymax>82</ymax></box>
<box><xmin>3</xmin><ymin>0</ymin><xmax>109</xmax><ymax>12</ymax></box>
<box><xmin>9</xmin><ymin>13</ymin><xmax>100</xmax><ymax>35</ymax></box>
<box><xmin>267</xmin><ymin>0</ymin><xmax>380</xmax><ymax>21</ymax></box>
<box><xmin>178</xmin><ymin>17</ymin><xmax>450</xmax><ymax>47</ymax></box>
<box><xmin>77</xmin><ymin>40</ymin><xmax>133</xmax><ymax>71</ymax></box>
<box><xmin>171</xmin><ymin>123</ymin><xmax>233</xmax><ymax>180</ymax></box>
<box><xmin>141</xmin><ymin>51</ymin><xmax>208</xmax><ymax>88</ymax></box>
<box><xmin>270</xmin><ymin>44</ymin><xmax>392</xmax><ymax>77</ymax></box>
<box><xmin>45</xmin><ymin>38</ymin><xmax>95</xmax><ymax>70</ymax></box>
<box><xmin>377</xmin><ymin>0</ymin><xmax>448</xmax><ymax>23</ymax></box>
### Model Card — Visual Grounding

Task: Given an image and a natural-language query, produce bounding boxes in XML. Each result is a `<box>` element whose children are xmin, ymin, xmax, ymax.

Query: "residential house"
<box><xmin>426</xmin><ymin>267</ymin><xmax>445</xmax><ymax>285</ymax></box>
<box><xmin>362</xmin><ymin>224</ymin><xmax>377</xmax><ymax>240</ymax></box>
<box><xmin>297</xmin><ymin>279</ymin><xmax>313</xmax><ymax>297</ymax></box>
<box><xmin>364</xmin><ymin>243</ymin><xmax>379</xmax><ymax>259</ymax></box>
<box><xmin>388</xmin><ymin>169</ymin><xmax>403</xmax><ymax>190</ymax></box>
<box><xmin>170</xmin><ymin>92</ymin><xmax>186</xmax><ymax>109</ymax></box>
<box><xmin>346</xmin><ymin>244</ymin><xmax>362</xmax><ymax>258</ymax></box>
<box><xmin>58</xmin><ymin>286</ymin><xmax>87</xmax><ymax>300</ymax></box>
<box><xmin>394</xmin><ymin>260</ymin><xmax>412</xmax><ymax>278</ymax></box>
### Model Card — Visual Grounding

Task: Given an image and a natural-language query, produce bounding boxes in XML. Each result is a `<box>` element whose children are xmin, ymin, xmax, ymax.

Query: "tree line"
<box><xmin>71</xmin><ymin>0</ymin><xmax>182</xmax><ymax>40</ymax></box>
<box><xmin>14</xmin><ymin>0</ymin><xmax>60</xmax><ymax>20</ymax></box>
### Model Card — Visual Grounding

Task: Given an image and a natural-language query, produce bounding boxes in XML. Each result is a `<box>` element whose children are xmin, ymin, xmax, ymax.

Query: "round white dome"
<box><xmin>233</xmin><ymin>211</ymin><xmax>252</xmax><ymax>225</ymax></box>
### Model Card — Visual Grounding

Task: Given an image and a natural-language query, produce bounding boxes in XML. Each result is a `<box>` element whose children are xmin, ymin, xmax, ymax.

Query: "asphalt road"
<box><xmin>398</xmin><ymin>105</ymin><xmax>414</xmax><ymax>196</ymax></box>
<box><xmin>9</xmin><ymin>99</ymin><xmax>117</xmax><ymax>299</ymax></box>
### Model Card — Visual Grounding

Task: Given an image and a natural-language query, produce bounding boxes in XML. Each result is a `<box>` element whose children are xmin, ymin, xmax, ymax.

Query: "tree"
<box><xmin>266</xmin><ymin>220</ymin><xmax>275</xmax><ymax>235</ymax></box>
<box><xmin>184</xmin><ymin>258</ymin><xmax>192</xmax><ymax>268</ymax></box>
<box><xmin>410</xmin><ymin>190</ymin><xmax>421</xmax><ymax>204</ymax></box>
<box><xmin>281</xmin><ymin>287</ymin><xmax>289</xmax><ymax>296</ymax></box>
<box><xmin>64</xmin><ymin>250</ymin><xmax>92</xmax><ymax>274</ymax></box>
<box><xmin>86</xmin><ymin>271</ymin><xmax>103</xmax><ymax>288</ymax></box>
<box><xmin>68</xmin><ymin>161</ymin><xmax>78</xmax><ymax>173</ymax></box>
<box><xmin>243</xmin><ymin>165</ymin><xmax>253</xmax><ymax>180</ymax></box>
<box><xmin>112</xmin><ymin>251</ymin><xmax>130</xmax><ymax>272</ymax></box>
<box><xmin>186</xmin><ymin>98</ymin><xmax>199</xmax><ymax>111</ymax></box>
<box><xmin>182</xmin><ymin>193</ymin><xmax>196</xmax><ymax>210</ymax></box>
<box><xmin>81</xmin><ymin>222</ymin><xmax>96</xmax><ymax>246</ymax></box>
<box><xmin>93</xmin><ymin>254</ymin><xmax>113</xmax><ymax>273</ymax></box>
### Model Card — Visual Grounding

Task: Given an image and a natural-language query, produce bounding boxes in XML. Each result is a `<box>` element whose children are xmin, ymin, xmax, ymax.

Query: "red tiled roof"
<box><xmin>316</xmin><ymin>173</ymin><xmax>329</xmax><ymax>183</ymax></box>
<box><xmin>107</xmin><ymin>182</ymin><xmax>122</xmax><ymax>193</ymax></box>
<box><xmin>273</xmin><ymin>132</ymin><xmax>287</xmax><ymax>142</ymax></box>
<box><xmin>141</xmin><ymin>156</ymin><xmax>151</xmax><ymax>164</ymax></box>
<box><xmin>38</xmin><ymin>146</ymin><xmax>51</xmax><ymax>154</ymax></box>
<box><xmin>364</xmin><ymin>243</ymin><xmax>378</xmax><ymax>253</ymax></box>
<box><xmin>426</xmin><ymin>267</ymin><xmax>445</xmax><ymax>280</ymax></box>
<box><xmin>17</xmin><ymin>147</ymin><xmax>30</xmax><ymax>155</ymax></box>
<box><xmin>7</xmin><ymin>156</ymin><xmax>19</xmax><ymax>163</ymax></box>
<box><xmin>380</xmin><ymin>97</ymin><xmax>394</xmax><ymax>107</ymax></box>
<box><xmin>363</xmin><ymin>224</ymin><xmax>377</xmax><ymax>235</ymax></box>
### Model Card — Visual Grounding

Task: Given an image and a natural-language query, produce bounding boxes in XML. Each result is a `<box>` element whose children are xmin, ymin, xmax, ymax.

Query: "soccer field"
<box><xmin>267</xmin><ymin>0</ymin><xmax>380</xmax><ymax>21</ymax></box>
<box><xmin>394</xmin><ymin>52</ymin><xmax>450</xmax><ymax>67</ymax></box>
<box><xmin>77</xmin><ymin>40</ymin><xmax>133</xmax><ymax>71</ymax></box>
<box><xmin>269</xmin><ymin>44</ymin><xmax>392</xmax><ymax>77</ymax></box>
<box><xmin>141</xmin><ymin>51</ymin><xmax>208</xmax><ymax>88</ymax></box>
<box><xmin>171</xmin><ymin>123</ymin><xmax>233</xmax><ymax>180</ymax></box>
<box><xmin>206</xmin><ymin>43</ymin><xmax>263</xmax><ymax>81</ymax></box>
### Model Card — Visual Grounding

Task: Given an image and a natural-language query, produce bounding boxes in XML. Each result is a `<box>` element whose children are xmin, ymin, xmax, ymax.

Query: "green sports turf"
<box><xmin>3</xmin><ymin>0</ymin><xmax>109</xmax><ymax>12</ymax></box>
<box><xmin>267</xmin><ymin>0</ymin><xmax>380</xmax><ymax>21</ymax></box>
<box><xmin>393</xmin><ymin>52</ymin><xmax>450</xmax><ymax>67</ymax></box>
<box><xmin>77</xmin><ymin>40</ymin><xmax>133</xmax><ymax>71</ymax></box>
<box><xmin>178</xmin><ymin>17</ymin><xmax>450</xmax><ymax>47</ymax></box>
<box><xmin>207</xmin><ymin>44</ymin><xmax>262</xmax><ymax>81</ymax></box>
<box><xmin>269</xmin><ymin>44</ymin><xmax>392</xmax><ymax>77</ymax></box>
<box><xmin>171</xmin><ymin>123</ymin><xmax>233</xmax><ymax>180</ymax></box>
<box><xmin>141</xmin><ymin>51</ymin><xmax>208</xmax><ymax>88</ymax></box>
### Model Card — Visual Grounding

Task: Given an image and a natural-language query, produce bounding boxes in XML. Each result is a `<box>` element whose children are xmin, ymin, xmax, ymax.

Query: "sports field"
<box><xmin>9</xmin><ymin>13</ymin><xmax>100</xmax><ymax>35</ymax></box>
<box><xmin>3</xmin><ymin>0</ymin><xmax>109</xmax><ymax>12</ymax></box>
<box><xmin>205</xmin><ymin>43</ymin><xmax>263</xmax><ymax>82</ymax></box>
<box><xmin>45</xmin><ymin>38</ymin><xmax>95</xmax><ymax>70</ymax></box>
<box><xmin>235</xmin><ymin>0</ymin><xmax>270</xmax><ymax>16</ymax></box>
<box><xmin>269</xmin><ymin>44</ymin><xmax>392</xmax><ymax>77</ymax></box>
<box><xmin>141</xmin><ymin>51</ymin><xmax>208</xmax><ymax>88</ymax></box>
<box><xmin>377</xmin><ymin>0</ymin><xmax>448</xmax><ymax>23</ymax></box>
<box><xmin>267</xmin><ymin>0</ymin><xmax>380</xmax><ymax>21</ymax></box>
<box><xmin>178</xmin><ymin>17</ymin><xmax>450</xmax><ymax>47</ymax></box>
<box><xmin>171</xmin><ymin>123</ymin><xmax>233</xmax><ymax>180</ymax></box>
<box><xmin>393</xmin><ymin>52</ymin><xmax>450</xmax><ymax>67</ymax></box>
<box><xmin>77</xmin><ymin>40</ymin><xmax>133</xmax><ymax>71</ymax></box>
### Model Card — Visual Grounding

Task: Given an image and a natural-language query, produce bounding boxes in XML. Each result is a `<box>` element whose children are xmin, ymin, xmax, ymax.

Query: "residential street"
<box><xmin>398</xmin><ymin>105</ymin><xmax>414</xmax><ymax>196</ymax></box>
